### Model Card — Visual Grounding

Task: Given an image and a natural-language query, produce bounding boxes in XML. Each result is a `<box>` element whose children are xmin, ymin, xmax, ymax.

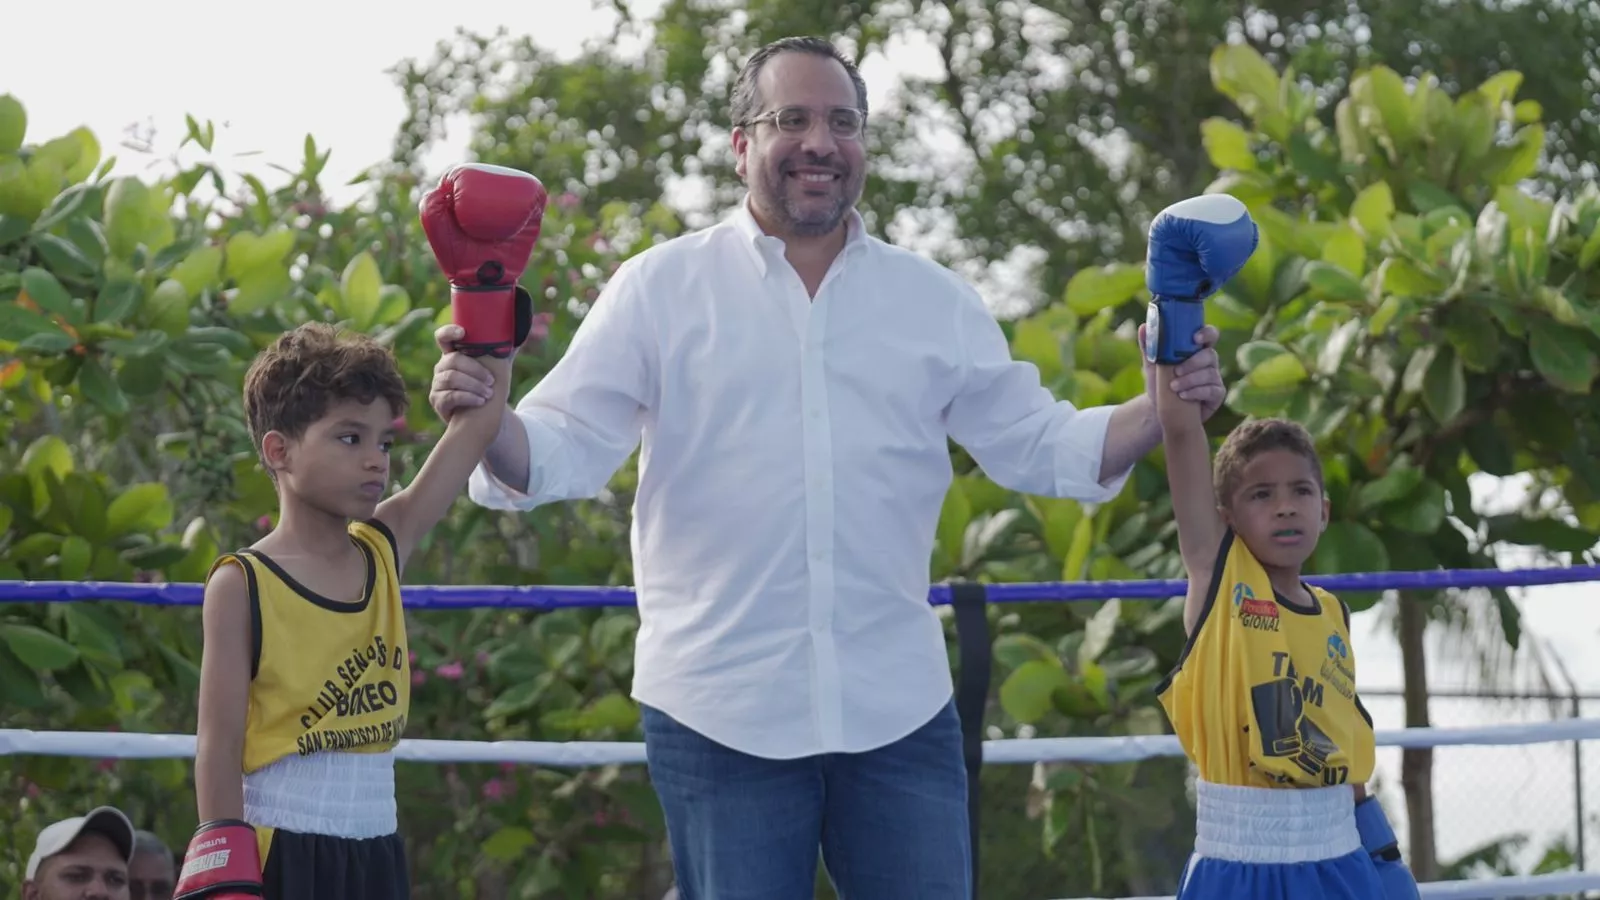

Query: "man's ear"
<box><xmin>732</xmin><ymin>126</ymin><xmax>749</xmax><ymax>180</ymax></box>
<box><xmin>1320</xmin><ymin>495</ymin><xmax>1331</xmax><ymax>531</ymax></box>
<box><xmin>261</xmin><ymin>430</ymin><xmax>292</xmax><ymax>475</ymax></box>
<box><xmin>1216</xmin><ymin>503</ymin><xmax>1234</xmax><ymax>528</ymax></box>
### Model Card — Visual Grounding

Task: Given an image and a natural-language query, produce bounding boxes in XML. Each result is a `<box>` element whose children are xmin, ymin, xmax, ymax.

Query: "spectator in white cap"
<box><xmin>23</xmin><ymin>805</ymin><xmax>135</xmax><ymax>900</ymax></box>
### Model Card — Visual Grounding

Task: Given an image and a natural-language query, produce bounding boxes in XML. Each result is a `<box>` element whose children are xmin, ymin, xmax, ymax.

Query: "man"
<box><xmin>429</xmin><ymin>35</ymin><xmax>1225</xmax><ymax>899</ymax></box>
<box><xmin>129</xmin><ymin>831</ymin><xmax>175</xmax><ymax>900</ymax></box>
<box><xmin>23</xmin><ymin>805</ymin><xmax>136</xmax><ymax>900</ymax></box>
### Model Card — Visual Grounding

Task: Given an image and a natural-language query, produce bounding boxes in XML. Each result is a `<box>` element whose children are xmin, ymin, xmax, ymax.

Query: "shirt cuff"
<box><xmin>1053</xmin><ymin>404</ymin><xmax>1132</xmax><ymax>503</ymax></box>
<box><xmin>465</xmin><ymin>411</ymin><xmax>549</xmax><ymax>511</ymax></box>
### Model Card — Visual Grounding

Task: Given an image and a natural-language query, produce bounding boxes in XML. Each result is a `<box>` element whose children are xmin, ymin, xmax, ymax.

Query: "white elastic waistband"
<box><xmin>244</xmin><ymin>751</ymin><xmax>396</xmax><ymax>839</ymax></box>
<box><xmin>1192</xmin><ymin>780</ymin><xmax>1359</xmax><ymax>864</ymax></box>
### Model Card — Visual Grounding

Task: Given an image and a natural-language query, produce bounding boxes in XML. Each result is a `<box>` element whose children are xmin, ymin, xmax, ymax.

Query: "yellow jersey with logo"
<box><xmin>1156</xmin><ymin>530</ymin><xmax>1374</xmax><ymax>789</ymax></box>
<box><xmin>207</xmin><ymin>519</ymin><xmax>411</xmax><ymax>774</ymax></box>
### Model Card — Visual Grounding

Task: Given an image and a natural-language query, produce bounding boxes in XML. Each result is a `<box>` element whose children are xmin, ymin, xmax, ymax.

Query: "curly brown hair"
<box><xmin>243</xmin><ymin>323</ymin><xmax>409</xmax><ymax>454</ymax></box>
<box><xmin>1213</xmin><ymin>418</ymin><xmax>1323</xmax><ymax>506</ymax></box>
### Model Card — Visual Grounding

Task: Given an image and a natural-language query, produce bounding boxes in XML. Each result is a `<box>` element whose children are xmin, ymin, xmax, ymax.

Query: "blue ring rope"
<box><xmin>1</xmin><ymin>564</ymin><xmax>1596</xmax><ymax>610</ymax></box>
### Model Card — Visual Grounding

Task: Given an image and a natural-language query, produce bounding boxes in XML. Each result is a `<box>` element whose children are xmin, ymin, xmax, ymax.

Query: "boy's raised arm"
<box><xmin>375</xmin><ymin>349</ymin><xmax>514</xmax><ymax>572</ymax></box>
<box><xmin>1153</xmin><ymin>353</ymin><xmax>1225</xmax><ymax>637</ymax></box>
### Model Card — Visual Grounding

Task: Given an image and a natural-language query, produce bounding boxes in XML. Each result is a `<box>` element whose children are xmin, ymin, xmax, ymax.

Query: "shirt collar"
<box><xmin>729</xmin><ymin>194</ymin><xmax>868</xmax><ymax>278</ymax></box>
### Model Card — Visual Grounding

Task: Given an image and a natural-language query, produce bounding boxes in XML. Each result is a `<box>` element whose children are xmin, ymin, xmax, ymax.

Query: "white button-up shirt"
<box><xmin>468</xmin><ymin>198</ymin><xmax>1133</xmax><ymax>759</ymax></box>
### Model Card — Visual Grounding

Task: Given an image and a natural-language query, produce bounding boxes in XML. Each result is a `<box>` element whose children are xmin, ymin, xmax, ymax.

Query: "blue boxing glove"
<box><xmin>1143</xmin><ymin>194</ymin><xmax>1260</xmax><ymax>365</ymax></box>
<box><xmin>1355</xmin><ymin>796</ymin><xmax>1422</xmax><ymax>899</ymax></box>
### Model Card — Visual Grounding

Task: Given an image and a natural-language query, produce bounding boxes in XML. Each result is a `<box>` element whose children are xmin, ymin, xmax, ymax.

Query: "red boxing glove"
<box><xmin>173</xmin><ymin>820</ymin><xmax>262</xmax><ymax>899</ymax></box>
<box><xmin>420</xmin><ymin>162</ymin><xmax>548</xmax><ymax>358</ymax></box>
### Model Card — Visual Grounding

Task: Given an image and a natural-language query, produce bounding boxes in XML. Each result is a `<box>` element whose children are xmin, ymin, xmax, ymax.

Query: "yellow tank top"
<box><xmin>207</xmin><ymin>520</ymin><xmax>411</xmax><ymax>774</ymax></box>
<box><xmin>1156</xmin><ymin>530</ymin><xmax>1375</xmax><ymax>789</ymax></box>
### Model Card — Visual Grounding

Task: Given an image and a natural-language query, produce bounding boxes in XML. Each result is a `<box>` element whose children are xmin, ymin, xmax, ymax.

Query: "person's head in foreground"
<box><xmin>243</xmin><ymin>322</ymin><xmax>410</xmax><ymax>521</ymax></box>
<box><xmin>1213</xmin><ymin>417</ymin><xmax>1329</xmax><ymax>575</ymax></box>
<box><xmin>128</xmin><ymin>830</ymin><xmax>175</xmax><ymax>900</ymax></box>
<box><xmin>24</xmin><ymin>806</ymin><xmax>136</xmax><ymax>900</ymax></box>
<box><xmin>730</xmin><ymin>35</ymin><xmax>871</xmax><ymax>241</ymax></box>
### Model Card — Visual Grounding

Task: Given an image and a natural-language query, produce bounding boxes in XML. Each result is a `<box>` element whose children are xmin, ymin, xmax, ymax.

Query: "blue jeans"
<box><xmin>641</xmin><ymin>699</ymin><xmax>971</xmax><ymax>900</ymax></box>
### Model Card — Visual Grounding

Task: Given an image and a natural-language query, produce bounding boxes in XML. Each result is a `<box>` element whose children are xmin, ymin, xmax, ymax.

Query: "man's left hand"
<box><xmin>1143</xmin><ymin>323</ymin><xmax>1225</xmax><ymax>420</ymax></box>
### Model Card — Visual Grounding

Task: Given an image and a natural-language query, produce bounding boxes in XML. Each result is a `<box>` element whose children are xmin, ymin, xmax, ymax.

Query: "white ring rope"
<box><xmin>1059</xmin><ymin>871</ymin><xmax>1600</xmax><ymax>899</ymax></box>
<box><xmin>6</xmin><ymin>717</ymin><xmax>1597</xmax><ymax>766</ymax></box>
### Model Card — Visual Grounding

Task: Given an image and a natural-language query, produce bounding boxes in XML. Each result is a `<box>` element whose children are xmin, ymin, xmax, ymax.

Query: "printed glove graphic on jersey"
<box><xmin>1144</xmin><ymin>193</ymin><xmax>1259</xmax><ymax>364</ymax></box>
<box><xmin>420</xmin><ymin>163</ymin><xmax>548</xmax><ymax>358</ymax></box>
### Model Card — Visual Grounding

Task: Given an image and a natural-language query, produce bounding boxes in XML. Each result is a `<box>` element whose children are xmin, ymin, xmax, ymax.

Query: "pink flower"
<box><xmin>530</xmin><ymin>312</ymin><xmax>552</xmax><ymax>341</ymax></box>
<box><xmin>475</xmin><ymin>650</ymin><xmax>490</xmax><ymax>667</ymax></box>
<box><xmin>256</xmin><ymin>515</ymin><xmax>271</xmax><ymax>531</ymax></box>
<box><xmin>556</xmin><ymin>192</ymin><xmax>581</xmax><ymax>211</ymax></box>
<box><xmin>593</xmin><ymin>809</ymin><xmax>609</xmax><ymax>826</ymax></box>
<box><xmin>408</xmin><ymin>650</ymin><xmax>418</xmax><ymax>665</ymax></box>
<box><xmin>97</xmin><ymin>759</ymin><xmax>116</xmax><ymax>773</ymax></box>
<box><xmin>499</xmin><ymin>761</ymin><xmax>517</xmax><ymax>776</ymax></box>
<box><xmin>481</xmin><ymin>778</ymin><xmax>510</xmax><ymax>802</ymax></box>
<box><xmin>411</xmin><ymin>669</ymin><xmax>426</xmax><ymax>687</ymax></box>
<box><xmin>435</xmin><ymin>661</ymin><xmax>464</xmax><ymax>680</ymax></box>
<box><xmin>23</xmin><ymin>780</ymin><xmax>40</xmax><ymax>798</ymax></box>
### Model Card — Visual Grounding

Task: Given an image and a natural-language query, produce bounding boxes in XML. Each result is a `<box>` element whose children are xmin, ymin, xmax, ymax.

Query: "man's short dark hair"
<box><xmin>730</xmin><ymin>36</ymin><xmax>870</xmax><ymax>127</ymax></box>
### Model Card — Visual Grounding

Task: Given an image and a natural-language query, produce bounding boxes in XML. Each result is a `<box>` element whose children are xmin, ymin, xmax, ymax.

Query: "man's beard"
<box><xmin>758</xmin><ymin>158</ymin><xmax>861</xmax><ymax>238</ymax></box>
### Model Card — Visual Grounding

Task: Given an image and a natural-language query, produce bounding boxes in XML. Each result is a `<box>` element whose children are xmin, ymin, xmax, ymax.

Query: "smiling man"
<box><xmin>429</xmin><ymin>34</ymin><xmax>1227</xmax><ymax>899</ymax></box>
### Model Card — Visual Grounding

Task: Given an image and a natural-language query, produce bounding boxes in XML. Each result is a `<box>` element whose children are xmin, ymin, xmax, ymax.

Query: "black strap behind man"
<box><xmin>949</xmin><ymin>581</ymin><xmax>991</xmax><ymax>900</ymax></box>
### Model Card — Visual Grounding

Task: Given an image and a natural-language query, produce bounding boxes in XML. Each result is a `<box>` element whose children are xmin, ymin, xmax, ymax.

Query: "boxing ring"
<box><xmin>4</xmin><ymin>565</ymin><xmax>1600</xmax><ymax>899</ymax></box>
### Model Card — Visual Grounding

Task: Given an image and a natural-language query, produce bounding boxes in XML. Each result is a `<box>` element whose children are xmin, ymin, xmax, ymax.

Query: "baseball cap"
<box><xmin>25</xmin><ymin>806</ymin><xmax>136</xmax><ymax>880</ymax></box>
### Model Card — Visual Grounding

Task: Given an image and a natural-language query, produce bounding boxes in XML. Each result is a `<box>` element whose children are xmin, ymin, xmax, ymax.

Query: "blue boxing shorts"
<box><xmin>1175</xmin><ymin>781</ymin><xmax>1383</xmax><ymax>899</ymax></box>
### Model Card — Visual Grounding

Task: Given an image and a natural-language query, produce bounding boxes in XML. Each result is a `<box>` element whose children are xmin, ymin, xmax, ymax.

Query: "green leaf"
<box><xmin>1311</xmin><ymin>521</ymin><xmax>1389</xmax><ymax>576</ymax></box>
<box><xmin>1064</xmin><ymin>264</ymin><xmax>1146</xmax><ymax>315</ymax></box>
<box><xmin>229</xmin><ymin>266</ymin><xmax>293</xmax><ymax>317</ymax></box>
<box><xmin>0</xmin><ymin>624</ymin><xmax>80</xmax><ymax>672</ymax></box>
<box><xmin>1321</xmin><ymin>226</ymin><xmax>1366</xmax><ymax>277</ymax></box>
<box><xmin>993</xmin><ymin>633</ymin><xmax>1060</xmax><ymax>672</ymax></box>
<box><xmin>1356</xmin><ymin>465</ymin><xmax>1424</xmax><ymax>511</ymax></box>
<box><xmin>999</xmin><ymin>659</ymin><xmax>1071</xmax><ymax>724</ymax></box>
<box><xmin>340</xmin><ymin>251</ymin><xmax>383</xmax><ymax>330</ymax></box>
<box><xmin>101</xmin><ymin>330</ymin><xmax>170</xmax><ymax>359</ymax></box>
<box><xmin>143</xmin><ymin>278</ymin><xmax>190</xmax><ymax>335</ymax></box>
<box><xmin>1420</xmin><ymin>345</ymin><xmax>1466</xmax><ymax>423</ymax></box>
<box><xmin>1384</xmin><ymin>480</ymin><xmax>1446</xmax><ymax>535</ymax></box>
<box><xmin>1010</xmin><ymin>317</ymin><xmax>1065</xmax><ymax>383</ymax></box>
<box><xmin>0</xmin><ymin>301</ymin><xmax>62</xmax><ymax>342</ymax></box>
<box><xmin>1247</xmin><ymin>352</ymin><xmax>1308</xmax><ymax>389</ymax></box>
<box><xmin>1367</xmin><ymin>65</ymin><xmax>1417</xmax><ymax>147</ymax></box>
<box><xmin>1486</xmin><ymin>516</ymin><xmax>1600</xmax><ymax>554</ymax></box>
<box><xmin>116</xmin><ymin>354</ymin><xmax>166</xmax><ymax>396</ymax></box>
<box><xmin>1078</xmin><ymin>600</ymin><xmax>1120</xmax><ymax>667</ymax></box>
<box><xmin>1464</xmin><ymin>419</ymin><xmax>1516</xmax><ymax>476</ymax></box>
<box><xmin>1200</xmin><ymin>117</ymin><xmax>1255</xmax><ymax>170</ymax></box>
<box><xmin>77</xmin><ymin>357</ymin><xmax>129</xmax><ymax>414</ymax></box>
<box><xmin>106</xmin><ymin>482</ymin><xmax>174</xmax><ymax>536</ymax></box>
<box><xmin>170</xmin><ymin>245</ymin><xmax>224</xmax><ymax>297</ymax></box>
<box><xmin>1301</xmin><ymin>261</ymin><xmax>1365</xmax><ymax>303</ymax></box>
<box><xmin>17</xmin><ymin>331</ymin><xmax>75</xmax><ymax>354</ymax></box>
<box><xmin>32</xmin><ymin>232</ymin><xmax>97</xmax><ymax>278</ymax></box>
<box><xmin>482</xmin><ymin>826</ymin><xmax>537</xmax><ymax>862</ymax></box>
<box><xmin>1381</xmin><ymin>258</ymin><xmax>1447</xmax><ymax>298</ymax></box>
<box><xmin>223</xmin><ymin>227</ymin><xmax>296</xmax><ymax>278</ymax></box>
<box><xmin>1526</xmin><ymin>319</ymin><xmax>1599</xmax><ymax>393</ymax></box>
<box><xmin>0</xmin><ymin>93</ymin><xmax>24</xmax><ymax>153</ymax></box>
<box><xmin>20</xmin><ymin>266</ymin><xmax>75</xmax><ymax>319</ymax></box>
<box><xmin>936</xmin><ymin>481</ymin><xmax>973</xmax><ymax>565</ymax></box>
<box><xmin>0</xmin><ymin>643</ymin><xmax>47</xmax><ymax>708</ymax></box>
<box><xmin>1443</xmin><ymin>305</ymin><xmax>1502</xmax><ymax>371</ymax></box>
<box><xmin>1350</xmin><ymin>182</ymin><xmax>1395</xmax><ymax>238</ymax></box>
<box><xmin>1579</xmin><ymin>228</ymin><xmax>1600</xmax><ymax>271</ymax></box>
<box><xmin>483</xmin><ymin>673</ymin><xmax>552</xmax><ymax>720</ymax></box>
<box><xmin>94</xmin><ymin>278</ymin><xmax>142</xmax><ymax>325</ymax></box>
<box><xmin>22</xmin><ymin>434</ymin><xmax>74</xmax><ymax>479</ymax></box>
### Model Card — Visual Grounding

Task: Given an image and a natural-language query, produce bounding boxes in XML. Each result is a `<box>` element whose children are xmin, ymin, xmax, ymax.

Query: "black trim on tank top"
<box><xmin>361</xmin><ymin>518</ymin><xmax>400</xmax><ymax>563</ymax></box>
<box><xmin>1336</xmin><ymin>596</ymin><xmax>1376</xmax><ymax>729</ymax></box>
<box><xmin>245</xmin><ymin>539</ymin><xmax>377</xmax><ymax>613</ymax></box>
<box><xmin>1153</xmin><ymin>529</ymin><xmax>1235</xmax><ymax>697</ymax></box>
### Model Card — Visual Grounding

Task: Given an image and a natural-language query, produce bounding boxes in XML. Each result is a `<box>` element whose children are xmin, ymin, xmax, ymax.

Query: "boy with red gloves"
<box><xmin>175</xmin><ymin>164</ymin><xmax>546</xmax><ymax>899</ymax></box>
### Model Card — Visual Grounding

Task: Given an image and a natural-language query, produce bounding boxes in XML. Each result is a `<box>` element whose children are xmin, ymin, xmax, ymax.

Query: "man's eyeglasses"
<box><xmin>740</xmin><ymin>106</ymin><xmax>866</xmax><ymax>140</ymax></box>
